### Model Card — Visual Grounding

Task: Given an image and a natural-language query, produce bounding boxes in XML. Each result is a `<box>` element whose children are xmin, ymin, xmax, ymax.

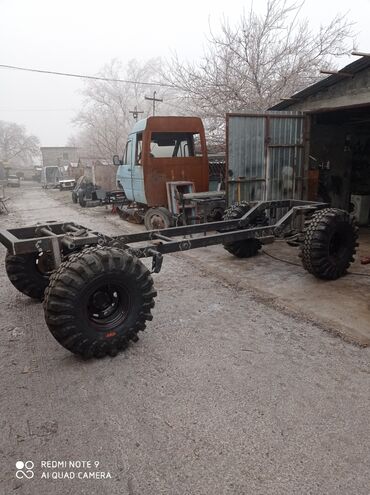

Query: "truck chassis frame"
<box><xmin>0</xmin><ymin>200</ymin><xmax>359</xmax><ymax>359</ymax></box>
<box><xmin>1</xmin><ymin>200</ymin><xmax>326</xmax><ymax>268</ymax></box>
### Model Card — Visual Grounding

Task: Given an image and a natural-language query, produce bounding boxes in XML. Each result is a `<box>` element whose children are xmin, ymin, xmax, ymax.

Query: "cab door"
<box><xmin>116</xmin><ymin>134</ymin><xmax>147</xmax><ymax>204</ymax></box>
<box><xmin>130</xmin><ymin>132</ymin><xmax>146</xmax><ymax>204</ymax></box>
<box><xmin>117</xmin><ymin>139</ymin><xmax>134</xmax><ymax>201</ymax></box>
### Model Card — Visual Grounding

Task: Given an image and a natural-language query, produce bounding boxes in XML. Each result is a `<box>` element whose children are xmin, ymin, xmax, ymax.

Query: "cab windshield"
<box><xmin>150</xmin><ymin>132</ymin><xmax>201</xmax><ymax>158</ymax></box>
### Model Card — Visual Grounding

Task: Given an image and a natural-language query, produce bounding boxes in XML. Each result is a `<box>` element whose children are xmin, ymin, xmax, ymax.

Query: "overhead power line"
<box><xmin>0</xmin><ymin>108</ymin><xmax>76</xmax><ymax>112</ymax></box>
<box><xmin>0</xmin><ymin>63</ymin><xmax>179</xmax><ymax>89</ymax></box>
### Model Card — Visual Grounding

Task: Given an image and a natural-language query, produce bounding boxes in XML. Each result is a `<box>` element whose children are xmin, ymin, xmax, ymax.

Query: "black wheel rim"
<box><xmin>329</xmin><ymin>229</ymin><xmax>348</xmax><ymax>260</ymax></box>
<box><xmin>87</xmin><ymin>283</ymin><xmax>131</xmax><ymax>328</ymax></box>
<box><xmin>36</xmin><ymin>252</ymin><xmax>54</xmax><ymax>275</ymax></box>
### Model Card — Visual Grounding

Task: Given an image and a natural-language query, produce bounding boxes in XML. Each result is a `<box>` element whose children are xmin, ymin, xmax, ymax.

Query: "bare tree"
<box><xmin>166</xmin><ymin>0</ymin><xmax>354</xmax><ymax>141</ymax></box>
<box><xmin>0</xmin><ymin>121</ymin><xmax>40</xmax><ymax>166</ymax></box>
<box><xmin>71</xmin><ymin>58</ymin><xmax>178</xmax><ymax>158</ymax></box>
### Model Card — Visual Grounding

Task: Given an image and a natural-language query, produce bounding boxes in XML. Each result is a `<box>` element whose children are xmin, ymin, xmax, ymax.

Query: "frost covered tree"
<box><xmin>0</xmin><ymin>121</ymin><xmax>40</xmax><ymax>166</ymax></box>
<box><xmin>70</xmin><ymin>58</ymin><xmax>178</xmax><ymax>158</ymax></box>
<box><xmin>71</xmin><ymin>2</ymin><xmax>354</xmax><ymax>153</ymax></box>
<box><xmin>165</xmin><ymin>0</ymin><xmax>354</xmax><ymax>142</ymax></box>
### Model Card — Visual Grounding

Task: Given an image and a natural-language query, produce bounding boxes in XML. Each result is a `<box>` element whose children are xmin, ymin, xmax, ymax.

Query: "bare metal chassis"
<box><xmin>0</xmin><ymin>200</ymin><xmax>328</xmax><ymax>272</ymax></box>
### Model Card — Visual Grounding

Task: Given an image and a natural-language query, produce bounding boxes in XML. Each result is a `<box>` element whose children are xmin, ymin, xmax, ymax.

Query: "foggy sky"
<box><xmin>1</xmin><ymin>0</ymin><xmax>370</xmax><ymax>147</ymax></box>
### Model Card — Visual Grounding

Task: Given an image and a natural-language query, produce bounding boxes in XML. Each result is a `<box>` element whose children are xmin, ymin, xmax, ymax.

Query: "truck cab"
<box><xmin>116</xmin><ymin>116</ymin><xmax>209</xmax><ymax>207</ymax></box>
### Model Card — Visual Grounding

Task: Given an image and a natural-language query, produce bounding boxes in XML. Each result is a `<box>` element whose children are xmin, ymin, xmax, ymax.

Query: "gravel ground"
<box><xmin>0</xmin><ymin>183</ymin><xmax>369</xmax><ymax>495</ymax></box>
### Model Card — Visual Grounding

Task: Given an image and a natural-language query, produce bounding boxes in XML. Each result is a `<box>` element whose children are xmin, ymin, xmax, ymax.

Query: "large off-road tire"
<box><xmin>300</xmin><ymin>208</ymin><xmax>358</xmax><ymax>280</ymax></box>
<box><xmin>43</xmin><ymin>246</ymin><xmax>157</xmax><ymax>358</ymax></box>
<box><xmin>144</xmin><ymin>207</ymin><xmax>173</xmax><ymax>230</ymax></box>
<box><xmin>222</xmin><ymin>201</ymin><xmax>262</xmax><ymax>258</ymax></box>
<box><xmin>5</xmin><ymin>252</ymin><xmax>52</xmax><ymax>300</ymax></box>
<box><xmin>78</xmin><ymin>192</ymin><xmax>87</xmax><ymax>207</ymax></box>
<box><xmin>72</xmin><ymin>191</ymin><xmax>78</xmax><ymax>203</ymax></box>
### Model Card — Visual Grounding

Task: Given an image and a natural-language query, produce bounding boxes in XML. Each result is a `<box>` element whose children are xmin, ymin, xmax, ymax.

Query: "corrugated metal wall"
<box><xmin>227</xmin><ymin>112</ymin><xmax>306</xmax><ymax>204</ymax></box>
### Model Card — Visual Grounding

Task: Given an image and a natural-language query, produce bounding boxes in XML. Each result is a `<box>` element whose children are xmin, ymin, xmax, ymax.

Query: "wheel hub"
<box><xmin>36</xmin><ymin>252</ymin><xmax>54</xmax><ymax>274</ymax></box>
<box><xmin>151</xmin><ymin>214</ymin><xmax>165</xmax><ymax>229</ymax></box>
<box><xmin>329</xmin><ymin>231</ymin><xmax>346</xmax><ymax>258</ymax></box>
<box><xmin>88</xmin><ymin>285</ymin><xmax>121</xmax><ymax>321</ymax></box>
<box><xmin>92</xmin><ymin>290</ymin><xmax>112</xmax><ymax>310</ymax></box>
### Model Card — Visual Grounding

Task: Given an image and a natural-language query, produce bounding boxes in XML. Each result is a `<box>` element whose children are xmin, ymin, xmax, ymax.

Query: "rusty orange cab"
<box><xmin>115</xmin><ymin>116</ymin><xmax>210</xmax><ymax>228</ymax></box>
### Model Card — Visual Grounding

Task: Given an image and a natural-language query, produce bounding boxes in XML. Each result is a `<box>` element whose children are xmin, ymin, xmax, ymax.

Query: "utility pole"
<box><xmin>129</xmin><ymin>106</ymin><xmax>144</xmax><ymax>122</ymax></box>
<box><xmin>145</xmin><ymin>91</ymin><xmax>163</xmax><ymax>116</ymax></box>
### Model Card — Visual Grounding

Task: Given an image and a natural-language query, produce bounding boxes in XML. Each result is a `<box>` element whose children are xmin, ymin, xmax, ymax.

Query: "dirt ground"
<box><xmin>1</xmin><ymin>182</ymin><xmax>369</xmax><ymax>495</ymax></box>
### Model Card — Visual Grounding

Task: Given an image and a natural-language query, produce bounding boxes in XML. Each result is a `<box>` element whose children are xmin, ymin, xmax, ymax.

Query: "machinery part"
<box><xmin>5</xmin><ymin>251</ymin><xmax>53</xmax><ymax>300</ymax></box>
<box><xmin>207</xmin><ymin>206</ymin><xmax>225</xmax><ymax>222</ymax></box>
<box><xmin>222</xmin><ymin>202</ymin><xmax>262</xmax><ymax>258</ymax></box>
<box><xmin>43</xmin><ymin>246</ymin><xmax>156</xmax><ymax>358</ymax></box>
<box><xmin>144</xmin><ymin>207</ymin><xmax>173</xmax><ymax>230</ymax></box>
<box><xmin>118</xmin><ymin>206</ymin><xmax>145</xmax><ymax>224</ymax></box>
<box><xmin>300</xmin><ymin>208</ymin><xmax>358</xmax><ymax>280</ymax></box>
<box><xmin>71</xmin><ymin>191</ymin><xmax>78</xmax><ymax>204</ymax></box>
<box><xmin>78</xmin><ymin>190</ymin><xmax>87</xmax><ymax>207</ymax></box>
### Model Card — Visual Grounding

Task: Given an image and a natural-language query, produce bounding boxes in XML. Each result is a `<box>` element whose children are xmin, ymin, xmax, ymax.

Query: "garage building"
<box><xmin>227</xmin><ymin>55</ymin><xmax>370</xmax><ymax>228</ymax></box>
<box><xmin>271</xmin><ymin>54</ymin><xmax>370</xmax><ymax>226</ymax></box>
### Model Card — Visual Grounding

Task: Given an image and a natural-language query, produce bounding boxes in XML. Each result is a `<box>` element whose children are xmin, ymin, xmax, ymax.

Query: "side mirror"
<box><xmin>113</xmin><ymin>155</ymin><xmax>122</xmax><ymax>166</ymax></box>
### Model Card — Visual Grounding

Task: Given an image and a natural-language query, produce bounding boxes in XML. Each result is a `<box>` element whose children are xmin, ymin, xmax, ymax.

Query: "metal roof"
<box><xmin>270</xmin><ymin>56</ymin><xmax>370</xmax><ymax>110</ymax></box>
